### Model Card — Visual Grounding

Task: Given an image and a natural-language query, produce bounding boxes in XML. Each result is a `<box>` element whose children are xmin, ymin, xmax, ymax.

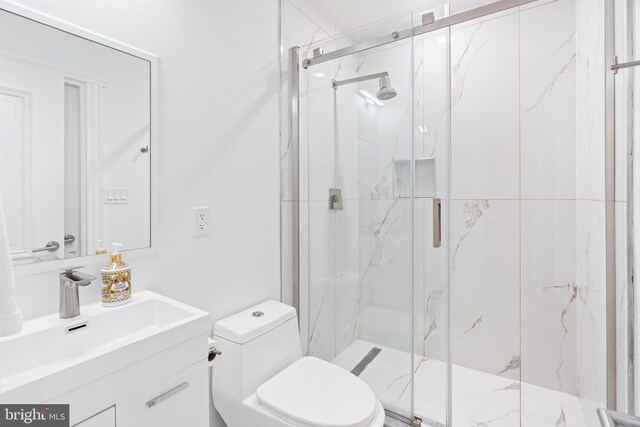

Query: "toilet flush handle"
<box><xmin>209</xmin><ymin>347</ymin><xmax>222</xmax><ymax>362</ymax></box>
<box><xmin>208</xmin><ymin>337</ymin><xmax>222</xmax><ymax>365</ymax></box>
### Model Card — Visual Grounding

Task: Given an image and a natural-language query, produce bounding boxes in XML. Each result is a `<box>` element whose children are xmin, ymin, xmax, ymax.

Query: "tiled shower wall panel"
<box><xmin>449</xmin><ymin>0</ymin><xmax>578</xmax><ymax>394</ymax></box>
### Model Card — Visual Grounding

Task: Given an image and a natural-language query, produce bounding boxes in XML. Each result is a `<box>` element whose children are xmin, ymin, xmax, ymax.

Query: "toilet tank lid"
<box><xmin>213</xmin><ymin>300</ymin><xmax>297</xmax><ymax>344</ymax></box>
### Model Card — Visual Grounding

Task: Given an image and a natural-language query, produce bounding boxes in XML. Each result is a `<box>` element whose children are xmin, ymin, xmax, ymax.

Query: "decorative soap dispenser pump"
<box><xmin>101</xmin><ymin>242</ymin><xmax>132</xmax><ymax>306</ymax></box>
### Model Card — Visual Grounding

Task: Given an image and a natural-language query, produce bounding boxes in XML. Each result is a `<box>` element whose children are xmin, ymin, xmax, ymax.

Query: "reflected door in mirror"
<box><xmin>0</xmin><ymin>58</ymin><xmax>65</xmax><ymax>262</ymax></box>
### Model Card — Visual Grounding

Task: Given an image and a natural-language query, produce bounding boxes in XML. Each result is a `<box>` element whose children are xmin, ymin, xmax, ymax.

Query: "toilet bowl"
<box><xmin>211</xmin><ymin>300</ymin><xmax>385</xmax><ymax>427</ymax></box>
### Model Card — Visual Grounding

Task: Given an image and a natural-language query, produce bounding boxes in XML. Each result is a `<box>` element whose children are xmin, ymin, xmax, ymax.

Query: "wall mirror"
<box><xmin>0</xmin><ymin>7</ymin><xmax>155</xmax><ymax>266</ymax></box>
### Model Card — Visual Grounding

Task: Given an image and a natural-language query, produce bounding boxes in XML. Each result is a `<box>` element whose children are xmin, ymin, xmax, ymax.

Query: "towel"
<box><xmin>0</xmin><ymin>193</ymin><xmax>23</xmax><ymax>337</ymax></box>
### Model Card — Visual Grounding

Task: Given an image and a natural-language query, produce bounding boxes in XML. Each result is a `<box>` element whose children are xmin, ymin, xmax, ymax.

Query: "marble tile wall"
<box><xmin>449</xmin><ymin>0</ymin><xmax>579</xmax><ymax>397</ymax></box>
<box><xmin>519</xmin><ymin>0</ymin><xmax>578</xmax><ymax>395</ymax></box>
<box><xmin>521</xmin><ymin>201</ymin><xmax>577</xmax><ymax>392</ymax></box>
<box><xmin>449</xmin><ymin>9</ymin><xmax>522</xmax><ymax>389</ymax></box>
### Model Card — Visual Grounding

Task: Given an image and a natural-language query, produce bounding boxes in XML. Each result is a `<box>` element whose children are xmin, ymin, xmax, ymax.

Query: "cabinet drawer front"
<box><xmin>73</xmin><ymin>407</ymin><xmax>115</xmax><ymax>427</ymax></box>
<box><xmin>117</xmin><ymin>360</ymin><xmax>208</xmax><ymax>427</ymax></box>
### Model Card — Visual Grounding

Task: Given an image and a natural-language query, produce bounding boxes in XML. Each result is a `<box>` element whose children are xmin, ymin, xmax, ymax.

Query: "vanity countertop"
<box><xmin>0</xmin><ymin>291</ymin><xmax>210</xmax><ymax>403</ymax></box>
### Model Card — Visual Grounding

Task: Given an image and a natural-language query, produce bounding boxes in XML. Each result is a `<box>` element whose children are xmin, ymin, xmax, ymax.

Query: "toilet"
<box><xmin>211</xmin><ymin>300</ymin><xmax>386</xmax><ymax>427</ymax></box>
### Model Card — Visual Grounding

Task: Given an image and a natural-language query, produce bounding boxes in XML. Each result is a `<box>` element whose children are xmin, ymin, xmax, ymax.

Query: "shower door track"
<box><xmin>301</xmin><ymin>0</ymin><xmax>541</xmax><ymax>69</ymax></box>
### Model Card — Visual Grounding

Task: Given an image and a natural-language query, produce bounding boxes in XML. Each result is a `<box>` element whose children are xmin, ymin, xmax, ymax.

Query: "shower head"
<box><xmin>376</xmin><ymin>74</ymin><xmax>397</xmax><ymax>101</ymax></box>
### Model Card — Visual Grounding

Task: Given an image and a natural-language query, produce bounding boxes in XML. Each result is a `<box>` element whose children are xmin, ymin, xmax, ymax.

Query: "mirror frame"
<box><xmin>0</xmin><ymin>0</ymin><xmax>160</xmax><ymax>277</ymax></box>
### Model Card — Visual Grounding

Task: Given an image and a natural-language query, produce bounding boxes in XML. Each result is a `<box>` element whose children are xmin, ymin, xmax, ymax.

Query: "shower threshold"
<box><xmin>333</xmin><ymin>340</ymin><xmax>587</xmax><ymax>427</ymax></box>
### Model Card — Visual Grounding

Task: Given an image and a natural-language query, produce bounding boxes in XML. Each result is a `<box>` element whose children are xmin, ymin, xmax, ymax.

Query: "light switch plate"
<box><xmin>193</xmin><ymin>207</ymin><xmax>210</xmax><ymax>237</ymax></box>
<box><xmin>104</xmin><ymin>188</ymin><xmax>129</xmax><ymax>204</ymax></box>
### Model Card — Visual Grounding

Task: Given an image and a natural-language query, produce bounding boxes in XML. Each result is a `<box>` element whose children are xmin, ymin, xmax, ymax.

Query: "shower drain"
<box><xmin>351</xmin><ymin>347</ymin><xmax>382</xmax><ymax>376</ymax></box>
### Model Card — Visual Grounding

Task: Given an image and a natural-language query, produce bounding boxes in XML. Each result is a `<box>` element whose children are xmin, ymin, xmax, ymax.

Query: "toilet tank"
<box><xmin>212</xmin><ymin>300</ymin><xmax>302</xmax><ymax>401</ymax></box>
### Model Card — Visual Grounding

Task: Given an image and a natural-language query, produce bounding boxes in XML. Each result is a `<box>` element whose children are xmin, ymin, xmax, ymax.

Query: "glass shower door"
<box><xmin>299</xmin><ymin>14</ymin><xmax>420</xmax><ymax>422</ymax></box>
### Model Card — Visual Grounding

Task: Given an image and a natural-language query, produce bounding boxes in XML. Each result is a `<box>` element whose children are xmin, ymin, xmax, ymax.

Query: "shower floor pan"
<box><xmin>333</xmin><ymin>340</ymin><xmax>587</xmax><ymax>427</ymax></box>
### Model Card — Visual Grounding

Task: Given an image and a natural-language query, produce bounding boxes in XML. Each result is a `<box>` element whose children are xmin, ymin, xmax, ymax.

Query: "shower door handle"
<box><xmin>433</xmin><ymin>198</ymin><xmax>441</xmax><ymax>248</ymax></box>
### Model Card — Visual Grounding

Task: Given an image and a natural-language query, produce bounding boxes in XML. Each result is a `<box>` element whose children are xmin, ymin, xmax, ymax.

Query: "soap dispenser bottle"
<box><xmin>95</xmin><ymin>239</ymin><xmax>107</xmax><ymax>255</ymax></box>
<box><xmin>101</xmin><ymin>242</ymin><xmax>132</xmax><ymax>306</ymax></box>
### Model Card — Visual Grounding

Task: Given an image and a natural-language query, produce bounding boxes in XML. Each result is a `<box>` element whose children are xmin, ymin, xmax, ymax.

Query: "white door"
<box><xmin>0</xmin><ymin>56</ymin><xmax>65</xmax><ymax>261</ymax></box>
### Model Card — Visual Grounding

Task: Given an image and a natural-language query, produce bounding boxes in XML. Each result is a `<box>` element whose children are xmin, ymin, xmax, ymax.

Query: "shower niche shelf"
<box><xmin>393</xmin><ymin>157</ymin><xmax>436</xmax><ymax>198</ymax></box>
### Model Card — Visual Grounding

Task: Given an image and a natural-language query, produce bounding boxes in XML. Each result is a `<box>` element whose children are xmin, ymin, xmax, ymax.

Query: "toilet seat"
<box><xmin>256</xmin><ymin>357</ymin><xmax>378</xmax><ymax>427</ymax></box>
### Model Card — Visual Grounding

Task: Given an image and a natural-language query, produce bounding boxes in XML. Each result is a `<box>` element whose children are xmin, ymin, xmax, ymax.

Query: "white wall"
<box><xmin>8</xmin><ymin>0</ymin><xmax>281</xmax><ymax>424</ymax></box>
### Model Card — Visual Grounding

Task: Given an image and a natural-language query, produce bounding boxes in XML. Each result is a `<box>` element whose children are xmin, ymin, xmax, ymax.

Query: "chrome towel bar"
<box><xmin>32</xmin><ymin>235</ymin><xmax>75</xmax><ymax>253</ymax></box>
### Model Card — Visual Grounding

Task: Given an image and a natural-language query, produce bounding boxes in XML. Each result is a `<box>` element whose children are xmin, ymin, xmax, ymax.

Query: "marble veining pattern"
<box><xmin>541</xmin><ymin>282</ymin><xmax>577</xmax><ymax>390</ymax></box>
<box><xmin>457</xmin><ymin>315</ymin><xmax>483</xmax><ymax>340</ymax></box>
<box><xmin>451</xmin><ymin>22</ymin><xmax>486</xmax><ymax>105</ymax></box>
<box><xmin>497</xmin><ymin>355</ymin><xmax>521</xmax><ymax>376</ymax></box>
<box><xmin>450</xmin><ymin>199</ymin><xmax>520</xmax><ymax>381</ymax></box>
<box><xmin>520</xmin><ymin>0</ymin><xmax>576</xmax><ymax>200</ymax></box>
<box><xmin>452</xmin><ymin>200</ymin><xmax>489</xmax><ymax>270</ymax></box>
<box><xmin>450</xmin><ymin>10</ymin><xmax>519</xmax><ymax>200</ymax></box>
<box><xmin>423</xmin><ymin>288</ymin><xmax>444</xmax><ymax>345</ymax></box>
<box><xmin>523</xmin><ymin>33</ymin><xmax>576</xmax><ymax>114</ymax></box>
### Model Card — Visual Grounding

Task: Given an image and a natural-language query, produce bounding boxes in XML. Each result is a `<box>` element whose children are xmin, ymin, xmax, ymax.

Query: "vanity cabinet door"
<box><xmin>72</xmin><ymin>407</ymin><xmax>115</xmax><ymax>427</ymax></box>
<box><xmin>117</xmin><ymin>360</ymin><xmax>208</xmax><ymax>427</ymax></box>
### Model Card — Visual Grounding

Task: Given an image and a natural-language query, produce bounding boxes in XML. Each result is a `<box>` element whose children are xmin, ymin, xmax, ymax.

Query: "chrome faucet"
<box><xmin>59</xmin><ymin>266</ymin><xmax>96</xmax><ymax>319</ymax></box>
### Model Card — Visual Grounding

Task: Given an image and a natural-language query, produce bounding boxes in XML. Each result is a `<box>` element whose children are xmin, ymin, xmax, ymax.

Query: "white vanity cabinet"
<box><xmin>0</xmin><ymin>293</ymin><xmax>211</xmax><ymax>427</ymax></box>
<box><xmin>67</xmin><ymin>360</ymin><xmax>208</xmax><ymax>427</ymax></box>
<box><xmin>51</xmin><ymin>337</ymin><xmax>209</xmax><ymax>427</ymax></box>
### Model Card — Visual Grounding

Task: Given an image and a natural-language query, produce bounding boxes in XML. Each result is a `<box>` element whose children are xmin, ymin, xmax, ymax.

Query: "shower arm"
<box><xmin>332</xmin><ymin>72</ymin><xmax>388</xmax><ymax>90</ymax></box>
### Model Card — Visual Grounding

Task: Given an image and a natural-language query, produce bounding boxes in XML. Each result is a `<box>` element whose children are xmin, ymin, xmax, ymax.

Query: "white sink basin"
<box><xmin>0</xmin><ymin>291</ymin><xmax>210</xmax><ymax>401</ymax></box>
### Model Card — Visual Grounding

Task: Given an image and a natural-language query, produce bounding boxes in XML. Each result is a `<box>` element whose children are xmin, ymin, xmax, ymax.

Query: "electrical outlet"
<box><xmin>192</xmin><ymin>207</ymin><xmax>210</xmax><ymax>237</ymax></box>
